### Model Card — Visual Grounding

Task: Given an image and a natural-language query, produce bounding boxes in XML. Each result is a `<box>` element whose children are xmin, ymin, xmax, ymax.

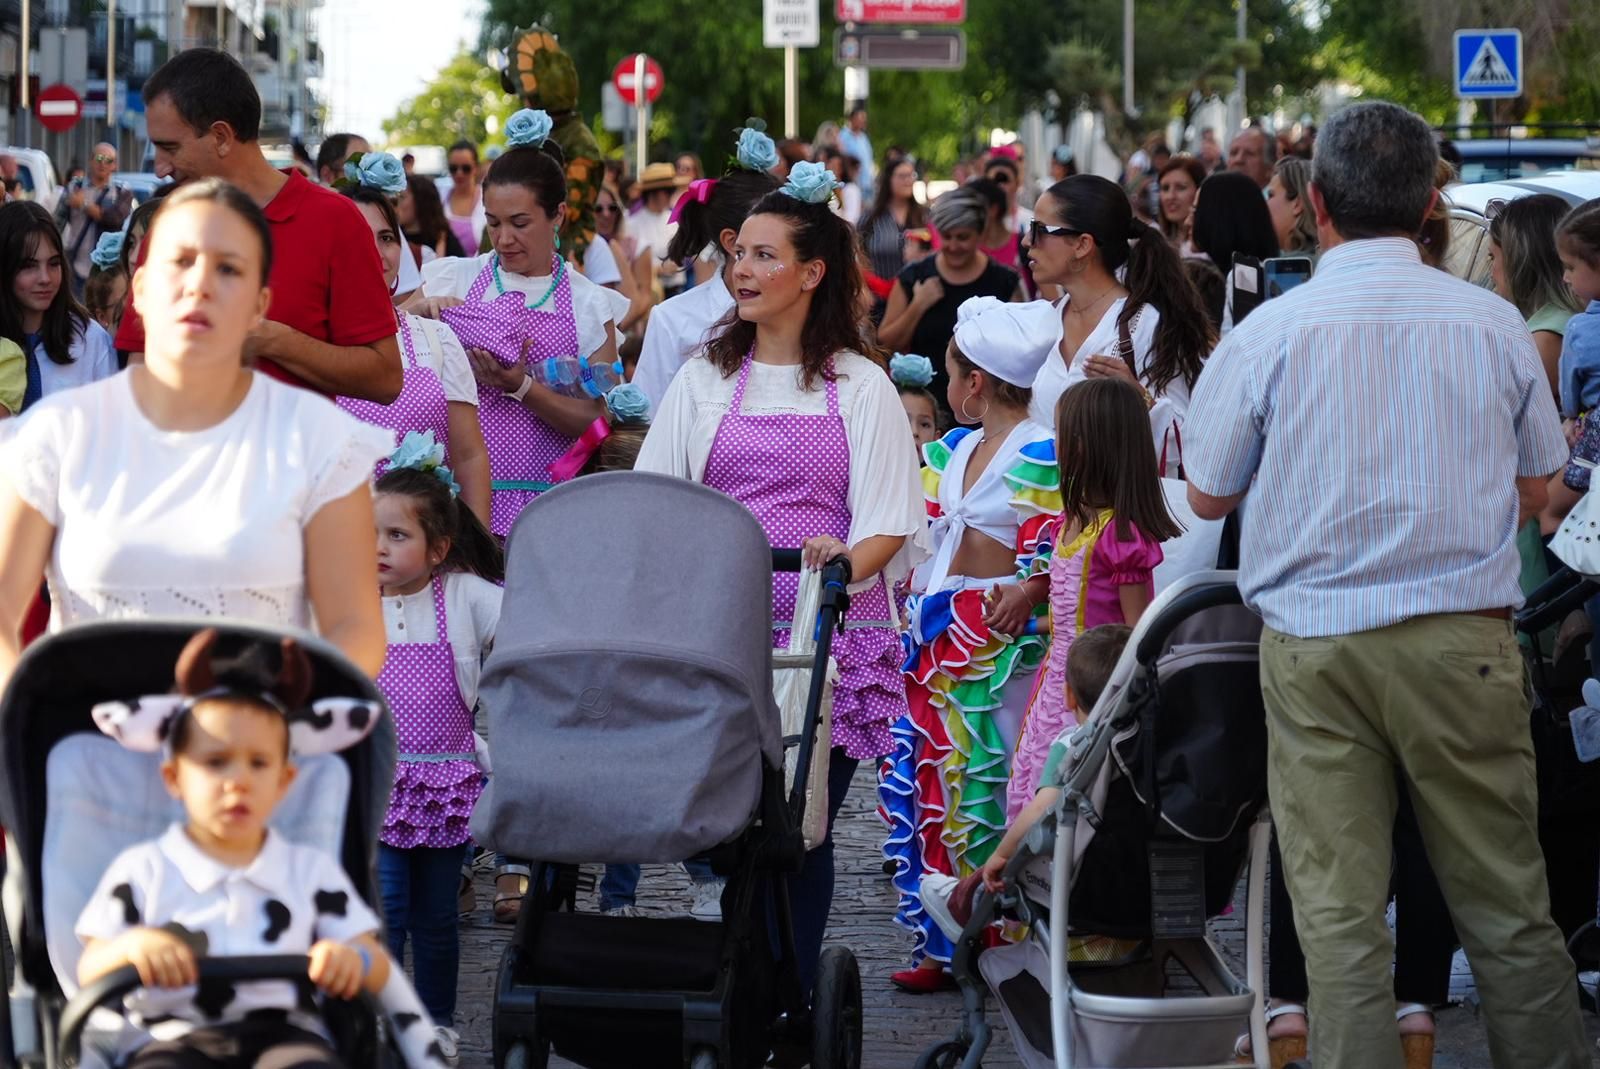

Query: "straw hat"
<box><xmin>633</xmin><ymin>161</ymin><xmax>689</xmax><ymax>196</ymax></box>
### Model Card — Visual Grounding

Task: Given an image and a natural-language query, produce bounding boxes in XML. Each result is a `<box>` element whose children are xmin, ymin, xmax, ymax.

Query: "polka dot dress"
<box><xmin>338</xmin><ymin>314</ymin><xmax>451</xmax><ymax>475</ymax></box>
<box><xmin>440</xmin><ymin>256</ymin><xmax>581</xmax><ymax>537</ymax></box>
<box><xmin>377</xmin><ymin>576</ymin><xmax>482</xmax><ymax>849</ymax></box>
<box><xmin>701</xmin><ymin>355</ymin><xmax>905</xmax><ymax>762</ymax></box>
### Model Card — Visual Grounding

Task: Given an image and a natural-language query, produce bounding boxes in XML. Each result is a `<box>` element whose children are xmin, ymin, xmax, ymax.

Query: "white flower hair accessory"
<box><xmin>780</xmin><ymin>161</ymin><xmax>841</xmax><ymax>205</ymax></box>
<box><xmin>504</xmin><ymin>109</ymin><xmax>554</xmax><ymax>149</ymax></box>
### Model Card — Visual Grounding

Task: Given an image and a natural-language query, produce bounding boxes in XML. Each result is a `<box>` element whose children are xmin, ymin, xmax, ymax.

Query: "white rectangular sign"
<box><xmin>765</xmin><ymin>0</ymin><xmax>820</xmax><ymax>48</ymax></box>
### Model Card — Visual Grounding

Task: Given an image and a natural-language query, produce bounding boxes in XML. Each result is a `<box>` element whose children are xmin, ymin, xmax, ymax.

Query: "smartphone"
<box><xmin>1263</xmin><ymin>256</ymin><xmax>1313</xmax><ymax>297</ymax></box>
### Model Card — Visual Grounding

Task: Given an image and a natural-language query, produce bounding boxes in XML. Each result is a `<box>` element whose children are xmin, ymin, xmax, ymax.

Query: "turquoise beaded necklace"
<box><xmin>491</xmin><ymin>252</ymin><xmax>565</xmax><ymax>311</ymax></box>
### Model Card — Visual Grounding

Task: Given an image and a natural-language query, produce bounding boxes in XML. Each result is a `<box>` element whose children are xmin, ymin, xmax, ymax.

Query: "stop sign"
<box><xmin>36</xmin><ymin>83</ymin><xmax>83</xmax><ymax>133</ymax></box>
<box><xmin>612</xmin><ymin>54</ymin><xmax>664</xmax><ymax>107</ymax></box>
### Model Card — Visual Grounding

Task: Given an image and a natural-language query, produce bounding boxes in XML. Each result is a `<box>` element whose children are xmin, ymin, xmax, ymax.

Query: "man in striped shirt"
<box><xmin>1186</xmin><ymin>101</ymin><xmax>1587</xmax><ymax>1069</ymax></box>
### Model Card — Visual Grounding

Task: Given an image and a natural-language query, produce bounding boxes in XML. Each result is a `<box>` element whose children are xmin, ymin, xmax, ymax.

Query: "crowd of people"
<box><xmin>1</xmin><ymin>41</ymin><xmax>1600</xmax><ymax>1069</ymax></box>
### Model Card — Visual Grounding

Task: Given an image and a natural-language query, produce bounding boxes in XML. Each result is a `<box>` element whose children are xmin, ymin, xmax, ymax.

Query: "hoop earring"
<box><xmin>959</xmin><ymin>394</ymin><xmax>990</xmax><ymax>424</ymax></box>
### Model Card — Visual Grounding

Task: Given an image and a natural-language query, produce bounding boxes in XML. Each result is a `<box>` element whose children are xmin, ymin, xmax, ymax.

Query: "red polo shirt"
<box><xmin>116</xmin><ymin>170</ymin><xmax>398</xmax><ymax>392</ymax></box>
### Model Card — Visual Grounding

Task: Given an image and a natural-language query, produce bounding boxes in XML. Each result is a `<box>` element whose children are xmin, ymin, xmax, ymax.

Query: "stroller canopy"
<box><xmin>472</xmin><ymin>472</ymin><xmax>783</xmax><ymax>864</ymax></box>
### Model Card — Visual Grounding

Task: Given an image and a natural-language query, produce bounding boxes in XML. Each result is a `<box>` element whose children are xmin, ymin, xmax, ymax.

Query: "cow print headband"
<box><xmin>91</xmin><ymin>630</ymin><xmax>382</xmax><ymax>758</ymax></box>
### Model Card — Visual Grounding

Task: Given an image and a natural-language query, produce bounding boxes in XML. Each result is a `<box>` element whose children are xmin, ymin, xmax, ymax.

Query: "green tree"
<box><xmin>381</xmin><ymin>50</ymin><xmax>519</xmax><ymax>149</ymax></box>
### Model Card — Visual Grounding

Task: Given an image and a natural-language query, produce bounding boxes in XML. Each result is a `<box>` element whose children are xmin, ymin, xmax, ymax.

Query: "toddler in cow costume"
<box><xmin>76</xmin><ymin>630</ymin><xmax>447</xmax><ymax>1069</ymax></box>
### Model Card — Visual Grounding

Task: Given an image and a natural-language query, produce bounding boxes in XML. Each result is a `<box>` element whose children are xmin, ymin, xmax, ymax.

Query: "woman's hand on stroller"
<box><xmin>983</xmin><ymin>584</ymin><xmax>1035</xmax><ymax>637</ymax></box>
<box><xmin>87</xmin><ymin>928</ymin><xmax>198</xmax><ymax>990</ymax></box>
<box><xmin>308</xmin><ymin>935</ymin><xmax>389</xmax><ymax>1000</ymax></box>
<box><xmin>980</xmin><ymin>850</ymin><xmax>1011</xmax><ymax>895</ymax></box>
<box><xmin>802</xmin><ymin>535</ymin><xmax>850</xmax><ymax>570</ymax></box>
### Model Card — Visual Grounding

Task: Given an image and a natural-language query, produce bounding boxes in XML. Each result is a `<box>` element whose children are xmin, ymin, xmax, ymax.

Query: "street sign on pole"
<box><xmin>835</xmin><ymin>0</ymin><xmax>964</xmax><ymax>23</ymax></box>
<box><xmin>1453</xmin><ymin>28</ymin><xmax>1522</xmax><ymax>100</ymax></box>
<box><xmin>765</xmin><ymin>0</ymin><xmax>820</xmax><ymax>48</ymax></box>
<box><xmin>611</xmin><ymin>53</ymin><xmax>663</xmax><ymax>107</ymax></box>
<box><xmin>36</xmin><ymin>83</ymin><xmax>84</xmax><ymax>133</ymax></box>
<box><xmin>833</xmin><ymin>28</ymin><xmax>966</xmax><ymax>70</ymax></box>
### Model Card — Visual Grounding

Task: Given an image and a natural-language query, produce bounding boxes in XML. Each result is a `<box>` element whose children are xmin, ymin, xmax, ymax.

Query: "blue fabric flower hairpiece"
<box><xmin>387</xmin><ymin>430</ymin><xmax>461</xmax><ymax>497</ymax></box>
<box><xmin>343</xmin><ymin>151</ymin><xmax>407</xmax><ymax>196</ymax></box>
<box><xmin>90</xmin><ymin>230</ymin><xmax>124</xmax><ymax>272</ymax></box>
<box><xmin>780</xmin><ymin>161</ymin><xmax>841</xmax><ymax>205</ymax></box>
<box><xmin>505</xmin><ymin>109</ymin><xmax>554</xmax><ymax>149</ymax></box>
<box><xmin>889</xmin><ymin>352</ymin><xmax>935</xmax><ymax>389</ymax></box>
<box><xmin>736</xmin><ymin>123</ymin><xmax>779</xmax><ymax>173</ymax></box>
<box><xmin>604</xmin><ymin>382</ymin><xmax>651</xmax><ymax>425</ymax></box>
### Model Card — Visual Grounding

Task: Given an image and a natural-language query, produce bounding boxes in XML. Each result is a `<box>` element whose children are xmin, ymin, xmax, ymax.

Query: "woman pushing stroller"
<box><xmin>637</xmin><ymin>160</ymin><xmax>929</xmax><ymax>990</ymax></box>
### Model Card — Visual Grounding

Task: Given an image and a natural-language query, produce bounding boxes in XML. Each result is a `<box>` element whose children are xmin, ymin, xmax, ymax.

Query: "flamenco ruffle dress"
<box><xmin>879</xmin><ymin>425</ymin><xmax>1060</xmax><ymax>965</ymax></box>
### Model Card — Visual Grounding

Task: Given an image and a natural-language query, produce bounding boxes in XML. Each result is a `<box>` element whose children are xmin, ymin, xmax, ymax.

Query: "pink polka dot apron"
<box><xmin>700</xmin><ymin>355</ymin><xmax>906</xmax><ymax>761</ymax></box>
<box><xmin>337</xmin><ymin>314</ymin><xmax>450</xmax><ymax>473</ymax></box>
<box><xmin>376</xmin><ymin>576</ymin><xmax>483</xmax><ymax>849</ymax></box>
<box><xmin>440</xmin><ymin>255</ymin><xmax>580</xmax><ymax>536</ymax></box>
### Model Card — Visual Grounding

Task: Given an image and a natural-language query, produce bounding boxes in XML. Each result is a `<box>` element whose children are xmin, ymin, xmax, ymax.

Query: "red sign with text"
<box><xmin>835</xmin><ymin>0</ymin><xmax>965</xmax><ymax>23</ymax></box>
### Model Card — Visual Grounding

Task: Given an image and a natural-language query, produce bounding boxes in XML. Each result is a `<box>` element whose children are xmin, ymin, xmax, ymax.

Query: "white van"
<box><xmin>0</xmin><ymin>147</ymin><xmax>61</xmax><ymax>211</ymax></box>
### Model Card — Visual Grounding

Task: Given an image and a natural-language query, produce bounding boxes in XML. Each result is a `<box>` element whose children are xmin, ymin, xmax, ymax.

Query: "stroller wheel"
<box><xmin>811</xmin><ymin>946</ymin><xmax>863</xmax><ymax>1069</ymax></box>
<box><xmin>914</xmin><ymin>1041</ymin><xmax>969</xmax><ymax>1069</ymax></box>
<box><xmin>499</xmin><ymin>1041</ymin><xmax>549</xmax><ymax>1069</ymax></box>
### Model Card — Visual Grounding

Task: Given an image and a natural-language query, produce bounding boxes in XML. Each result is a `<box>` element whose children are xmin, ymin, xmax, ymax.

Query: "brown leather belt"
<box><xmin>1466</xmin><ymin>607</ymin><xmax>1512</xmax><ymax>621</ymax></box>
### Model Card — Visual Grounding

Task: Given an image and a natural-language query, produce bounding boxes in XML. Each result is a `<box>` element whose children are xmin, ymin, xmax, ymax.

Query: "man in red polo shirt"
<box><xmin>117</xmin><ymin>49</ymin><xmax>401</xmax><ymax>403</ymax></box>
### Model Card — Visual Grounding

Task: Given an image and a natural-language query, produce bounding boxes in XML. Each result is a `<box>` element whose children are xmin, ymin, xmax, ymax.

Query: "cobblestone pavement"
<box><xmin>450</xmin><ymin>766</ymin><xmax>1600</xmax><ymax>1068</ymax></box>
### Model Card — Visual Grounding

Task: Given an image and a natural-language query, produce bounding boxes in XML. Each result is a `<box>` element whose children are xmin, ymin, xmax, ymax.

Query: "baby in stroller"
<box><xmin>68</xmin><ymin>630</ymin><xmax>439</xmax><ymax>1069</ymax></box>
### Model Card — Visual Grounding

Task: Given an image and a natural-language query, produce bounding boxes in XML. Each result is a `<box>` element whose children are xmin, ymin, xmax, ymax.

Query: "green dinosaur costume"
<box><xmin>500</xmin><ymin>25</ymin><xmax>603</xmax><ymax>262</ymax></box>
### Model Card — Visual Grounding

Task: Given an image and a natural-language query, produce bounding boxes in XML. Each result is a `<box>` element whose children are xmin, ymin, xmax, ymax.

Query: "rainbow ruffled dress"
<box><xmin>1005</xmin><ymin>509</ymin><xmax>1163</xmax><ymax>821</ymax></box>
<box><xmin>879</xmin><ymin>424</ymin><xmax>1059</xmax><ymax>965</ymax></box>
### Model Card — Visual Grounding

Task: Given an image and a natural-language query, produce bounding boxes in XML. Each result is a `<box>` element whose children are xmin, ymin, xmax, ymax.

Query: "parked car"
<box><xmin>112</xmin><ymin>171</ymin><xmax>173</xmax><ymax>206</ymax></box>
<box><xmin>1442</xmin><ymin>172</ymin><xmax>1600</xmax><ymax>286</ymax></box>
<box><xmin>1448</xmin><ymin>137</ymin><xmax>1600</xmax><ymax>184</ymax></box>
<box><xmin>0</xmin><ymin>147</ymin><xmax>61</xmax><ymax>210</ymax></box>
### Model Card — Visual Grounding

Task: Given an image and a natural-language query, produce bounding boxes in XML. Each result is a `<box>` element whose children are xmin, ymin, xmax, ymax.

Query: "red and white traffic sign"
<box><xmin>612</xmin><ymin>54</ymin><xmax>664</xmax><ymax>107</ymax></box>
<box><xmin>35</xmin><ymin>83</ymin><xmax>84</xmax><ymax>133</ymax></box>
<box><xmin>836</xmin><ymin>0</ymin><xmax>965</xmax><ymax>23</ymax></box>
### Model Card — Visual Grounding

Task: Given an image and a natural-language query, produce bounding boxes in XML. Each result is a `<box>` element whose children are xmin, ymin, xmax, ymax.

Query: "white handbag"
<box><xmin>771</xmin><ymin>567</ymin><xmax>834</xmax><ymax>850</ymax></box>
<box><xmin>1551</xmin><ymin>464</ymin><xmax>1600</xmax><ymax>577</ymax></box>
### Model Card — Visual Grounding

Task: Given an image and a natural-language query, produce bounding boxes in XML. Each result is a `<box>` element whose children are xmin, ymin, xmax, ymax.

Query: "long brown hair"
<box><xmin>375</xmin><ymin>467</ymin><xmax>504</xmax><ymax>584</ymax></box>
<box><xmin>0</xmin><ymin>201</ymin><xmax>91</xmax><ymax>365</ymax></box>
<box><xmin>1054</xmin><ymin>378</ymin><xmax>1181</xmax><ymax>543</ymax></box>
<box><xmin>704</xmin><ymin>190</ymin><xmax>878</xmax><ymax>389</ymax></box>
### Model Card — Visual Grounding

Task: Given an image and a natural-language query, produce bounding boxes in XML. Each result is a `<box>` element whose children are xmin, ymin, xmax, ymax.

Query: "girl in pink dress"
<box><xmin>985</xmin><ymin>377</ymin><xmax>1183</xmax><ymax>818</ymax></box>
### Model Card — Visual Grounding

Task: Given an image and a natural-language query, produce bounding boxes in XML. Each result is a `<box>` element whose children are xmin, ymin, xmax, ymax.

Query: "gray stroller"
<box><xmin>919</xmin><ymin>570</ymin><xmax>1273</xmax><ymax>1069</ymax></box>
<box><xmin>470</xmin><ymin>471</ymin><xmax>861</xmax><ymax>1069</ymax></box>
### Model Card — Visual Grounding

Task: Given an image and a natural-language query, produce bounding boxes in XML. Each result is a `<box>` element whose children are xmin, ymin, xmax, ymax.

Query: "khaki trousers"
<box><xmin>1260</xmin><ymin>614</ymin><xmax>1588</xmax><ymax>1069</ymax></box>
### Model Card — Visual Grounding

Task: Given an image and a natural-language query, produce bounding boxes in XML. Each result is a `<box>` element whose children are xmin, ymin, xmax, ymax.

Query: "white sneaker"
<box><xmin>432</xmin><ymin>1026</ymin><xmax>461</xmax><ymax>1067</ymax></box>
<box><xmin>603</xmin><ymin>904</ymin><xmax>644</xmax><ymax>918</ymax></box>
<box><xmin>688</xmin><ymin>878</ymin><xmax>726</xmax><ymax>921</ymax></box>
<box><xmin>919</xmin><ymin>873</ymin><xmax>965</xmax><ymax>942</ymax></box>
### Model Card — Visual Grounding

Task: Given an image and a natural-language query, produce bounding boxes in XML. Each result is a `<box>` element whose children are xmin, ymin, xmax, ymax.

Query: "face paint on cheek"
<box><xmin>766</xmin><ymin>263</ymin><xmax>786</xmax><ymax>281</ymax></box>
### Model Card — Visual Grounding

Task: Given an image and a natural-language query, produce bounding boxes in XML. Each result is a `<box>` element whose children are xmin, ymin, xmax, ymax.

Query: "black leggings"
<box><xmin>127</xmin><ymin>1019</ymin><xmax>345</xmax><ymax>1069</ymax></box>
<box><xmin>1268</xmin><ymin>777</ymin><xmax>1457</xmax><ymax>1006</ymax></box>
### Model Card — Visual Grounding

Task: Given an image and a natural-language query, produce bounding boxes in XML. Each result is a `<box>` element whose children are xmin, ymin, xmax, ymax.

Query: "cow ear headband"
<box><xmin>91</xmin><ymin>630</ymin><xmax>382</xmax><ymax>757</ymax></box>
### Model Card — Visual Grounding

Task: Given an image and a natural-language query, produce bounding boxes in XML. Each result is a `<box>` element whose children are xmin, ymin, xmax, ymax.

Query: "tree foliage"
<box><xmin>381</xmin><ymin>50</ymin><xmax>519</xmax><ymax>149</ymax></box>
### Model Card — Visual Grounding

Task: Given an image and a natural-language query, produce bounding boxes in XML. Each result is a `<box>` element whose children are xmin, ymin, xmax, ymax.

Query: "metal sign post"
<box><xmin>107</xmin><ymin>0</ymin><xmax>116</xmax><ymax>139</ymax></box>
<box><xmin>765</xmin><ymin>0</ymin><xmax>819</xmax><ymax>139</ymax></box>
<box><xmin>785</xmin><ymin>46</ymin><xmax>798</xmax><ymax>139</ymax></box>
<box><xmin>633</xmin><ymin>52</ymin><xmax>647</xmax><ymax>181</ymax></box>
<box><xmin>20</xmin><ymin>0</ymin><xmax>29</xmax><ymax>147</ymax></box>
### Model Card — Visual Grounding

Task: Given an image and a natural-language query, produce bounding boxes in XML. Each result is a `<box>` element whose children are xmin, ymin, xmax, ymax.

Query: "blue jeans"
<box><xmin>378</xmin><ymin>844</ymin><xmax>461</xmax><ymax>1026</ymax></box>
<box><xmin>786</xmin><ymin>747</ymin><xmax>859</xmax><ymax>995</ymax></box>
<box><xmin>599</xmin><ymin>860</ymin><xmax>717</xmax><ymax>911</ymax></box>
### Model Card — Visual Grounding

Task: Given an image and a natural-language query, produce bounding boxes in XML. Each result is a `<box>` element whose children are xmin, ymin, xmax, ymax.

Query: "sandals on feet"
<box><xmin>1234</xmin><ymin>1002</ymin><xmax>1307</xmax><ymax>1069</ymax></box>
<box><xmin>493</xmin><ymin>863</ymin><xmax>531</xmax><ymax>924</ymax></box>
<box><xmin>1397</xmin><ymin>1002</ymin><xmax>1435</xmax><ymax>1069</ymax></box>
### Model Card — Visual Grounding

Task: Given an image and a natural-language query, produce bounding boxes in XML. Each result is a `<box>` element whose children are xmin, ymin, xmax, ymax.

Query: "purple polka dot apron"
<box><xmin>700</xmin><ymin>355</ymin><xmax>906</xmax><ymax>761</ymax></box>
<box><xmin>337</xmin><ymin>314</ymin><xmax>450</xmax><ymax>474</ymax></box>
<box><xmin>440</xmin><ymin>256</ymin><xmax>580</xmax><ymax>536</ymax></box>
<box><xmin>377</xmin><ymin>576</ymin><xmax>483</xmax><ymax>849</ymax></box>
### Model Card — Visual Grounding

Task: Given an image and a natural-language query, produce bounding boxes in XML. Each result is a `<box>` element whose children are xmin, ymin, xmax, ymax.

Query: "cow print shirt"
<box><xmin>77</xmin><ymin>823</ymin><xmax>380</xmax><ymax>1046</ymax></box>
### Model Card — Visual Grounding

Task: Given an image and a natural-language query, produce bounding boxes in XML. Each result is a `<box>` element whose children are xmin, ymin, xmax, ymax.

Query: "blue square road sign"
<box><xmin>1454</xmin><ymin>29</ymin><xmax>1522</xmax><ymax>100</ymax></box>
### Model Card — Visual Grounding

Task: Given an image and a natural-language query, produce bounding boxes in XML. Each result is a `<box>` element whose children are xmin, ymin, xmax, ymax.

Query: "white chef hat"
<box><xmin>951</xmin><ymin>296</ymin><xmax>1059</xmax><ymax>389</ymax></box>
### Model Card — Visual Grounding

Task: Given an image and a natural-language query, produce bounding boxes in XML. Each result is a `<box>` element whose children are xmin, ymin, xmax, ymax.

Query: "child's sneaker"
<box><xmin>688</xmin><ymin>878</ymin><xmax>725</xmax><ymax>921</ymax></box>
<box><xmin>920</xmin><ymin>872</ymin><xmax>984</xmax><ymax>942</ymax></box>
<box><xmin>432</xmin><ymin>1026</ymin><xmax>461</xmax><ymax>1068</ymax></box>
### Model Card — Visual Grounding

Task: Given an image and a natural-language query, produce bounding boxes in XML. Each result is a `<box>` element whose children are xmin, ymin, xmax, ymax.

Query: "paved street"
<box><xmin>449</xmin><ymin>766</ymin><xmax>1600</xmax><ymax>1068</ymax></box>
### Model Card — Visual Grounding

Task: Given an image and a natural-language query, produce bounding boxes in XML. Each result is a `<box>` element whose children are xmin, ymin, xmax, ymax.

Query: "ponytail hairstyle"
<box><xmin>374</xmin><ymin>467</ymin><xmax>505</xmax><ymax>584</ymax></box>
<box><xmin>1054</xmin><ymin>378</ymin><xmax>1182</xmax><ymax>544</ymax></box>
<box><xmin>667</xmin><ymin>121</ymin><xmax>783</xmax><ymax>266</ymax></box>
<box><xmin>484</xmin><ymin>110</ymin><xmax>568</xmax><ymax>219</ymax></box>
<box><xmin>705</xmin><ymin>170</ymin><xmax>879</xmax><ymax>390</ymax></box>
<box><xmin>1557</xmin><ymin>198</ymin><xmax>1600</xmax><ymax>270</ymax></box>
<box><xmin>1045</xmin><ymin>175</ymin><xmax>1214</xmax><ymax>393</ymax></box>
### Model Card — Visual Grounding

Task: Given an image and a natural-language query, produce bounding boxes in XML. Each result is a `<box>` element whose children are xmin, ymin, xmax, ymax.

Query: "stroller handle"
<box><xmin>771</xmin><ymin>548</ymin><xmax>855</xmax><ymax>586</ymax></box>
<box><xmin>1516</xmin><ymin>566</ymin><xmax>1600</xmax><ymax>636</ymax></box>
<box><xmin>58</xmin><ymin>955</ymin><xmax>333</xmax><ymax>1068</ymax></box>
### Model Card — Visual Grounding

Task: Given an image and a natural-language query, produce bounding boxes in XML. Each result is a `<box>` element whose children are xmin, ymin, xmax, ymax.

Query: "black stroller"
<box><xmin>0</xmin><ymin>621</ymin><xmax>397</xmax><ymax>1069</ymax></box>
<box><xmin>469</xmin><ymin>471</ymin><xmax>862</xmax><ymax>1069</ymax></box>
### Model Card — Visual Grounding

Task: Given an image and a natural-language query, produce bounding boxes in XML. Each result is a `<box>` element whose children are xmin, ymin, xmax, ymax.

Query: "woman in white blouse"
<box><xmin>637</xmin><ymin>163</ymin><xmax>928</xmax><ymax>994</ymax></box>
<box><xmin>0</xmin><ymin>179</ymin><xmax>392</xmax><ymax>681</ymax></box>
<box><xmin>1024</xmin><ymin>174</ymin><xmax>1213</xmax><ymax>473</ymax></box>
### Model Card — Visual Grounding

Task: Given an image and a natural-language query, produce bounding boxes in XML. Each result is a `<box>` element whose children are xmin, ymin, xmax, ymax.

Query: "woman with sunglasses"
<box><xmin>589</xmin><ymin>182</ymin><xmax>651</xmax><ymax>335</ymax></box>
<box><xmin>442</xmin><ymin>140</ymin><xmax>488</xmax><ymax>255</ymax></box>
<box><xmin>878</xmin><ymin>185</ymin><xmax>1022</xmax><ymax>418</ymax></box>
<box><xmin>1024</xmin><ymin>174</ymin><xmax>1212</xmax><ymax>472</ymax></box>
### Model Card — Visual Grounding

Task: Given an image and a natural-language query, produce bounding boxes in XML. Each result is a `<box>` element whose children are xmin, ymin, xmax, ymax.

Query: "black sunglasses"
<box><xmin>595</xmin><ymin>204</ymin><xmax>620</xmax><ymax>214</ymax></box>
<box><xmin>1028</xmin><ymin>220</ymin><xmax>1084</xmax><ymax>244</ymax></box>
<box><xmin>449</xmin><ymin>163</ymin><xmax>476</xmax><ymax>175</ymax></box>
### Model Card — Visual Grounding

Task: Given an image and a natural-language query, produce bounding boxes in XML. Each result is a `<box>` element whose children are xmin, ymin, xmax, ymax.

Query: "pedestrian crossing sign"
<box><xmin>1454</xmin><ymin>29</ymin><xmax>1522</xmax><ymax>100</ymax></box>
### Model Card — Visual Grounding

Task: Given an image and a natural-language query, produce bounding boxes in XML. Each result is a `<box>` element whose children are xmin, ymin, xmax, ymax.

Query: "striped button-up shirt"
<box><xmin>1184</xmin><ymin>237</ymin><xmax>1567</xmax><ymax>638</ymax></box>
